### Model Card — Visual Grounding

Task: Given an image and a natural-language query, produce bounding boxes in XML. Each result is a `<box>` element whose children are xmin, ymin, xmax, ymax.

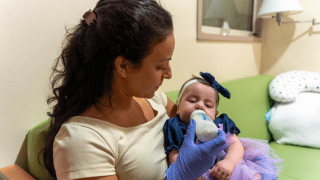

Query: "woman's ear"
<box><xmin>115</xmin><ymin>56</ymin><xmax>129</xmax><ymax>77</ymax></box>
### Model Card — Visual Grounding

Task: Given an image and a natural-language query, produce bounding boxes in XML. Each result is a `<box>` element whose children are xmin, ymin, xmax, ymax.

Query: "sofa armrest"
<box><xmin>0</xmin><ymin>164</ymin><xmax>35</xmax><ymax>180</ymax></box>
<box><xmin>27</xmin><ymin>118</ymin><xmax>52</xmax><ymax>180</ymax></box>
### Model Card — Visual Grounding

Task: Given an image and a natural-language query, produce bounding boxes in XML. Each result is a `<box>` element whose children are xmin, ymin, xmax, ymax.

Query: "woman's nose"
<box><xmin>163</xmin><ymin>62</ymin><xmax>172</xmax><ymax>79</ymax></box>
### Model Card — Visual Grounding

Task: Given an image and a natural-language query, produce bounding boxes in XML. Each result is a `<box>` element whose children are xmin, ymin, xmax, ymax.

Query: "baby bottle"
<box><xmin>190</xmin><ymin>110</ymin><xmax>218</xmax><ymax>143</ymax></box>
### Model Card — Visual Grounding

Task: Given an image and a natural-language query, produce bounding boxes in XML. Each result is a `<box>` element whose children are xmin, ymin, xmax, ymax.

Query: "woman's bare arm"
<box><xmin>166</xmin><ymin>97</ymin><xmax>177</xmax><ymax>118</ymax></box>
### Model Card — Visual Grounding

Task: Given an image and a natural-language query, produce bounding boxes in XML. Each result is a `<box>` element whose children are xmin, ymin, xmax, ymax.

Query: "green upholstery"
<box><xmin>26</xmin><ymin>75</ymin><xmax>320</xmax><ymax>180</ymax></box>
<box><xmin>0</xmin><ymin>171</ymin><xmax>10</xmax><ymax>180</ymax></box>
<box><xmin>216</xmin><ymin>75</ymin><xmax>274</xmax><ymax>141</ymax></box>
<box><xmin>27</xmin><ymin>119</ymin><xmax>51</xmax><ymax>180</ymax></box>
<box><xmin>269</xmin><ymin>142</ymin><xmax>320</xmax><ymax>179</ymax></box>
<box><xmin>165</xmin><ymin>90</ymin><xmax>180</xmax><ymax>103</ymax></box>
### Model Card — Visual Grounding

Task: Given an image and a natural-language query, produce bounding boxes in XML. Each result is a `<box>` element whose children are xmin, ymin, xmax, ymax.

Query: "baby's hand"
<box><xmin>210</xmin><ymin>159</ymin><xmax>236</xmax><ymax>180</ymax></box>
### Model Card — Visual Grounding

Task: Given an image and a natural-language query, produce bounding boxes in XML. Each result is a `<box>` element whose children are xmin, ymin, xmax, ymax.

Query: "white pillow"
<box><xmin>268</xmin><ymin>92</ymin><xmax>320</xmax><ymax>148</ymax></box>
<box><xmin>269</xmin><ymin>71</ymin><xmax>320</xmax><ymax>102</ymax></box>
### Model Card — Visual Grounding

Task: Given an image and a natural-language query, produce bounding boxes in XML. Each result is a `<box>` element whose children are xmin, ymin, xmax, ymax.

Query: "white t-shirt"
<box><xmin>53</xmin><ymin>89</ymin><xmax>169</xmax><ymax>180</ymax></box>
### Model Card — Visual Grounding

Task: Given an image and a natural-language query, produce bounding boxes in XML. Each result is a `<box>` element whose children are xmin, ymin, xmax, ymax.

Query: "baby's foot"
<box><xmin>254</xmin><ymin>173</ymin><xmax>261</xmax><ymax>180</ymax></box>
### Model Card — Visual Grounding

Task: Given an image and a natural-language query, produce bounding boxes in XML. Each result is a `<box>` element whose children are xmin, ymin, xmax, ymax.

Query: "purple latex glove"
<box><xmin>165</xmin><ymin>119</ymin><xmax>226</xmax><ymax>180</ymax></box>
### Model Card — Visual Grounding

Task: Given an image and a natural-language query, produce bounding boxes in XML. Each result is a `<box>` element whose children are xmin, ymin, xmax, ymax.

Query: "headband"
<box><xmin>83</xmin><ymin>9</ymin><xmax>97</xmax><ymax>26</ymax></box>
<box><xmin>177</xmin><ymin>79</ymin><xmax>209</xmax><ymax>102</ymax></box>
<box><xmin>177</xmin><ymin>72</ymin><xmax>231</xmax><ymax>102</ymax></box>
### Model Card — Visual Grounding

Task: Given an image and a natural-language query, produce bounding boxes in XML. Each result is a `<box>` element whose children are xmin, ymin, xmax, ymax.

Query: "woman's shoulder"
<box><xmin>54</xmin><ymin>117</ymin><xmax>114</xmax><ymax>151</ymax></box>
<box><xmin>55</xmin><ymin>116</ymin><xmax>121</xmax><ymax>154</ymax></box>
<box><xmin>53</xmin><ymin>116</ymin><xmax>118</xmax><ymax>179</ymax></box>
<box><xmin>59</xmin><ymin>116</ymin><xmax>122</xmax><ymax>138</ymax></box>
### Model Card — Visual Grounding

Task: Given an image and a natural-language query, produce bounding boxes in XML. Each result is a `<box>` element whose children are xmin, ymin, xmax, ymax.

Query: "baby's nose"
<box><xmin>195</xmin><ymin>104</ymin><xmax>203</xmax><ymax>110</ymax></box>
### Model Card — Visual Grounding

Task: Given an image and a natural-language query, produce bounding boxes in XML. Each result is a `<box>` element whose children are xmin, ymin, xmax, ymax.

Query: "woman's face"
<box><xmin>177</xmin><ymin>82</ymin><xmax>219</xmax><ymax>124</ymax></box>
<box><xmin>125</xmin><ymin>34</ymin><xmax>175</xmax><ymax>98</ymax></box>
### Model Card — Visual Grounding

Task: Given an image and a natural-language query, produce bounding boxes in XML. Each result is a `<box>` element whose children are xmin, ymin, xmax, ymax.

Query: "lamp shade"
<box><xmin>258</xmin><ymin>0</ymin><xmax>303</xmax><ymax>18</ymax></box>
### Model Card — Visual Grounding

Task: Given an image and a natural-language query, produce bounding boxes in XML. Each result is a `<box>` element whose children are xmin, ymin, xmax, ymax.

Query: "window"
<box><xmin>197</xmin><ymin>0</ymin><xmax>261</xmax><ymax>42</ymax></box>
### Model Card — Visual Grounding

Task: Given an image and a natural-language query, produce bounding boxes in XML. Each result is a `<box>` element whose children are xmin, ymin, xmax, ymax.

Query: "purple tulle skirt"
<box><xmin>202</xmin><ymin>127</ymin><xmax>283</xmax><ymax>180</ymax></box>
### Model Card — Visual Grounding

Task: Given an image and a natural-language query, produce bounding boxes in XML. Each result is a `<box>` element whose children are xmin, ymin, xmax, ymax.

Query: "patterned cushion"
<box><xmin>269</xmin><ymin>71</ymin><xmax>320</xmax><ymax>102</ymax></box>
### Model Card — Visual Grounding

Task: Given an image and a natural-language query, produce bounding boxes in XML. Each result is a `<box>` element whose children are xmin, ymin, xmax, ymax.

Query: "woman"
<box><xmin>43</xmin><ymin>0</ymin><xmax>226</xmax><ymax>179</ymax></box>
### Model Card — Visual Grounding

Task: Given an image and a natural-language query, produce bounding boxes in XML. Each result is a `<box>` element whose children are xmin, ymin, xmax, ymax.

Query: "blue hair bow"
<box><xmin>200</xmin><ymin>72</ymin><xmax>231</xmax><ymax>99</ymax></box>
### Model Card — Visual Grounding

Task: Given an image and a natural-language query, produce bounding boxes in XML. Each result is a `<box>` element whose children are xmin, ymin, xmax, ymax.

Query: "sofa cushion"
<box><xmin>268</xmin><ymin>70</ymin><xmax>320</xmax><ymax>102</ymax></box>
<box><xmin>269</xmin><ymin>142</ymin><xmax>320</xmax><ymax>180</ymax></box>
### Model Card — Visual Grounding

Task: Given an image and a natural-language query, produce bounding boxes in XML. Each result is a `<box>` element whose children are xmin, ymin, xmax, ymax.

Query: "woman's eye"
<box><xmin>158</xmin><ymin>62</ymin><xmax>168</xmax><ymax>70</ymax></box>
<box><xmin>157</xmin><ymin>66</ymin><xmax>165</xmax><ymax>70</ymax></box>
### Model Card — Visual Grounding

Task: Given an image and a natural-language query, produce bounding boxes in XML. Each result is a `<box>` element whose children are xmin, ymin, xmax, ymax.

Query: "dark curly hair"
<box><xmin>41</xmin><ymin>0</ymin><xmax>173</xmax><ymax>178</ymax></box>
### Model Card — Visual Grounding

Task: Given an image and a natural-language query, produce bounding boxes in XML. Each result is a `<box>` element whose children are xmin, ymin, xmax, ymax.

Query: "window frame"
<box><xmin>197</xmin><ymin>0</ymin><xmax>262</xmax><ymax>42</ymax></box>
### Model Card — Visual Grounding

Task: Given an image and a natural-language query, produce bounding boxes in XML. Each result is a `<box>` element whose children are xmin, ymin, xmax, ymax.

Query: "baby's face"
<box><xmin>177</xmin><ymin>82</ymin><xmax>219</xmax><ymax>124</ymax></box>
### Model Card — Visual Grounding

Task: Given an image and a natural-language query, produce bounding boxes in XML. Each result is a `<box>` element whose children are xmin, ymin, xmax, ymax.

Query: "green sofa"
<box><xmin>6</xmin><ymin>75</ymin><xmax>320</xmax><ymax>180</ymax></box>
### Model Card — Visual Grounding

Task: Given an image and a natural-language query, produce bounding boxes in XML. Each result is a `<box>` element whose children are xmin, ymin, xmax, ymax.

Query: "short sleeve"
<box><xmin>53</xmin><ymin>124</ymin><xmax>116</xmax><ymax>180</ymax></box>
<box><xmin>214</xmin><ymin>114</ymin><xmax>241</xmax><ymax>135</ymax></box>
<box><xmin>163</xmin><ymin>115</ymin><xmax>187</xmax><ymax>154</ymax></box>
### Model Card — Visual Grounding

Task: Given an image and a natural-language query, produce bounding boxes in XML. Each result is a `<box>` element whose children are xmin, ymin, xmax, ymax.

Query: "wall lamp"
<box><xmin>258</xmin><ymin>0</ymin><xmax>320</xmax><ymax>26</ymax></box>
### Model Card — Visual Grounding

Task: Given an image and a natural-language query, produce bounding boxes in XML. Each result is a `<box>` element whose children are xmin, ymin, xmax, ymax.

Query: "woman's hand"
<box><xmin>210</xmin><ymin>159</ymin><xmax>237</xmax><ymax>180</ymax></box>
<box><xmin>165</xmin><ymin>119</ymin><xmax>226</xmax><ymax>180</ymax></box>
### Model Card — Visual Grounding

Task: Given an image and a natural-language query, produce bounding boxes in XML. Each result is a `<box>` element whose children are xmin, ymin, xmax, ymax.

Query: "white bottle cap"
<box><xmin>190</xmin><ymin>110</ymin><xmax>206</xmax><ymax>119</ymax></box>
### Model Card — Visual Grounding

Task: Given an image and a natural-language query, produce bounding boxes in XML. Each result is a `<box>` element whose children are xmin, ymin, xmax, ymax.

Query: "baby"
<box><xmin>164</xmin><ymin>72</ymin><xmax>281</xmax><ymax>180</ymax></box>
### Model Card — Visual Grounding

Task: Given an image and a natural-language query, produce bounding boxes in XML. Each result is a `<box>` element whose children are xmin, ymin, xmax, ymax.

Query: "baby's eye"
<box><xmin>205</xmin><ymin>104</ymin><xmax>213</xmax><ymax>108</ymax></box>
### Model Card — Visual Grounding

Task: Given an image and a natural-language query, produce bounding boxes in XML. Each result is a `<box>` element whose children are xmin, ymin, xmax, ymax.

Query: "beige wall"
<box><xmin>0</xmin><ymin>0</ymin><xmax>97</xmax><ymax>168</ymax></box>
<box><xmin>260</xmin><ymin>0</ymin><xmax>320</xmax><ymax>76</ymax></box>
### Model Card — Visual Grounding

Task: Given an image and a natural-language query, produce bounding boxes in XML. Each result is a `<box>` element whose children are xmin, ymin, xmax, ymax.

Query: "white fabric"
<box><xmin>269</xmin><ymin>70</ymin><xmax>320</xmax><ymax>102</ymax></box>
<box><xmin>177</xmin><ymin>79</ymin><xmax>209</xmax><ymax>102</ymax></box>
<box><xmin>268</xmin><ymin>92</ymin><xmax>320</xmax><ymax>148</ymax></box>
<box><xmin>53</xmin><ymin>89</ymin><xmax>169</xmax><ymax>180</ymax></box>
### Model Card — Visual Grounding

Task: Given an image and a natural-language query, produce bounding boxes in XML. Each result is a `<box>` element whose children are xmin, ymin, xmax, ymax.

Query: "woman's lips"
<box><xmin>155</xmin><ymin>83</ymin><xmax>162</xmax><ymax>89</ymax></box>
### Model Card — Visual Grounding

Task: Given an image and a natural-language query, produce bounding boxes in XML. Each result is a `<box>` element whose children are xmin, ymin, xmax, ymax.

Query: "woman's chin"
<box><xmin>145</xmin><ymin>92</ymin><xmax>156</xmax><ymax>99</ymax></box>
